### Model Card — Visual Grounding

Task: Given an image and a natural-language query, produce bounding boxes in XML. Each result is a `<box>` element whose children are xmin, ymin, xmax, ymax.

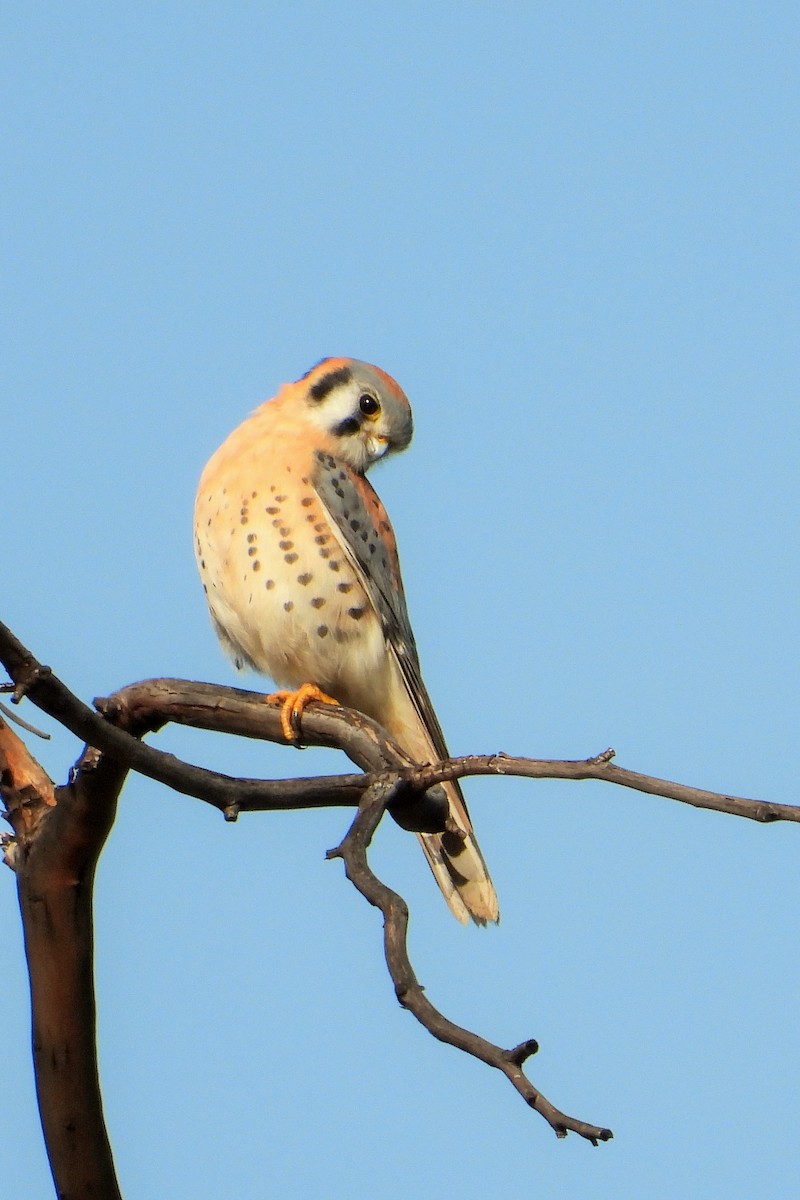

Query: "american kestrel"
<box><xmin>194</xmin><ymin>358</ymin><xmax>498</xmax><ymax>925</ymax></box>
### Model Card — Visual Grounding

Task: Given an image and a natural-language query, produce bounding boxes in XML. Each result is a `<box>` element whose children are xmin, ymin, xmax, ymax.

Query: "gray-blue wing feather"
<box><xmin>312</xmin><ymin>450</ymin><xmax>454</xmax><ymax>761</ymax></box>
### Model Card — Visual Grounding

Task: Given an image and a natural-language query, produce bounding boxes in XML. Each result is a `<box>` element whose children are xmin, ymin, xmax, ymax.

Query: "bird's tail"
<box><xmin>385</xmin><ymin>669</ymin><xmax>499</xmax><ymax>925</ymax></box>
<box><xmin>417</xmin><ymin>777</ymin><xmax>499</xmax><ymax>926</ymax></box>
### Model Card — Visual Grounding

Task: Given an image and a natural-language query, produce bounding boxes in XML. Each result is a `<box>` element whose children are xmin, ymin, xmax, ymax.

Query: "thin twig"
<box><xmin>0</xmin><ymin>698</ymin><xmax>51</xmax><ymax>738</ymax></box>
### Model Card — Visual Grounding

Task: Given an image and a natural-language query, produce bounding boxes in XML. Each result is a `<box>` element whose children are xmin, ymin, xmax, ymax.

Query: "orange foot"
<box><xmin>267</xmin><ymin>683</ymin><xmax>340</xmax><ymax>741</ymax></box>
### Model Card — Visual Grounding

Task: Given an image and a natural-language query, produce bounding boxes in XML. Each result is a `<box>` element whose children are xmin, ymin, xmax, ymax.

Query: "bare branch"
<box><xmin>96</xmin><ymin>678</ymin><xmax>447</xmax><ymax>832</ymax></box>
<box><xmin>4</xmin><ymin>613</ymin><xmax>795</xmax><ymax>1173</ymax></box>
<box><xmin>327</xmin><ymin>779</ymin><xmax>614</xmax><ymax>1144</ymax></box>
<box><xmin>0</xmin><ymin>621</ymin><xmax>448</xmax><ymax>833</ymax></box>
<box><xmin>4</xmin><ymin>618</ymin><xmax>794</xmax><ymax>831</ymax></box>
<box><xmin>1</xmin><ymin>717</ymin><xmax>125</xmax><ymax>1200</ymax></box>
<box><xmin>408</xmin><ymin>752</ymin><xmax>799</xmax><ymax>825</ymax></box>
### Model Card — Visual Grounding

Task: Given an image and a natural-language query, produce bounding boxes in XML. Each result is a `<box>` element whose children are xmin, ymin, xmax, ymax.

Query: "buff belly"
<box><xmin>195</xmin><ymin>480</ymin><xmax>395</xmax><ymax>722</ymax></box>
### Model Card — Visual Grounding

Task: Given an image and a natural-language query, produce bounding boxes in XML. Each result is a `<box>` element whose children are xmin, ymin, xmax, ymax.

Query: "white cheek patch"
<box><xmin>305</xmin><ymin>383</ymin><xmax>361</xmax><ymax>437</ymax></box>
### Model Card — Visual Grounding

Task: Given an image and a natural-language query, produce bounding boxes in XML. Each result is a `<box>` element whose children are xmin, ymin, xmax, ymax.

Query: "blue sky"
<box><xmin>3</xmin><ymin>4</ymin><xmax>798</xmax><ymax>1197</ymax></box>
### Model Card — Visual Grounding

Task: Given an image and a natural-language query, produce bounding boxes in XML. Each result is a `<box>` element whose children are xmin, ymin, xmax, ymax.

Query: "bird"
<box><xmin>194</xmin><ymin>358</ymin><xmax>499</xmax><ymax>925</ymax></box>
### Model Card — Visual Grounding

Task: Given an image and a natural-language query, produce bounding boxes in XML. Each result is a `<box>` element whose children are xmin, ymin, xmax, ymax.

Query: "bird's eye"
<box><xmin>359</xmin><ymin>393</ymin><xmax>380</xmax><ymax>417</ymax></box>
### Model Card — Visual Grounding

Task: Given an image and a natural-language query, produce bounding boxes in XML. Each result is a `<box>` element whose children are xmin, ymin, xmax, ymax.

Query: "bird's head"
<box><xmin>297</xmin><ymin>358</ymin><xmax>413</xmax><ymax>474</ymax></box>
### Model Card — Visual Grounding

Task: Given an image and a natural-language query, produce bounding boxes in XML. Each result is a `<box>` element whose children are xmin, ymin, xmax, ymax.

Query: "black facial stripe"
<box><xmin>332</xmin><ymin>415</ymin><xmax>361</xmax><ymax>437</ymax></box>
<box><xmin>308</xmin><ymin>365</ymin><xmax>353</xmax><ymax>401</ymax></box>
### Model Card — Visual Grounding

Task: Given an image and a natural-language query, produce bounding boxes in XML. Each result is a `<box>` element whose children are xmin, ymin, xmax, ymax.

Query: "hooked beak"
<box><xmin>367</xmin><ymin>434</ymin><xmax>390</xmax><ymax>461</ymax></box>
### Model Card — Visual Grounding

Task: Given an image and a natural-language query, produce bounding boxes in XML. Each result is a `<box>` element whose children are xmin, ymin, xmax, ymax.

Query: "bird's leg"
<box><xmin>267</xmin><ymin>683</ymin><xmax>340</xmax><ymax>741</ymax></box>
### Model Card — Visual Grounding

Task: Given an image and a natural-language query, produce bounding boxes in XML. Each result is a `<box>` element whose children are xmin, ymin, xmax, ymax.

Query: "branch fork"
<box><xmin>2</xmin><ymin>615</ymin><xmax>797</xmax><ymax>1193</ymax></box>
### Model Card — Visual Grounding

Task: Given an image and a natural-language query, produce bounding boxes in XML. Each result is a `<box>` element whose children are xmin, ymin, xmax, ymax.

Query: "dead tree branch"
<box><xmin>3</xmin><ymin>615</ymin><xmax>799</xmax><ymax>1193</ymax></box>
<box><xmin>407</xmin><ymin>751</ymin><xmax>800</xmax><ymax>825</ymax></box>
<box><xmin>1</xmin><ymin>714</ymin><xmax>125</xmax><ymax>1200</ymax></box>
<box><xmin>328</xmin><ymin>779</ymin><xmax>613</xmax><ymax>1143</ymax></box>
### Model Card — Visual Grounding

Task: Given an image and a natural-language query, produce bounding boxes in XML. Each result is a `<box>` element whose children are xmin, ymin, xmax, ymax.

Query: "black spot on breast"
<box><xmin>315</xmin><ymin>534</ymin><xmax>329</xmax><ymax>545</ymax></box>
<box><xmin>310</xmin><ymin>597</ymin><xmax>325</xmax><ymax>609</ymax></box>
<box><xmin>285</xmin><ymin>552</ymin><xmax>299</xmax><ymax>564</ymax></box>
<box><xmin>247</xmin><ymin>533</ymin><xmax>256</xmax><ymax>543</ymax></box>
<box><xmin>348</xmin><ymin>607</ymin><xmax>365</xmax><ymax>621</ymax></box>
<box><xmin>266</xmin><ymin>506</ymin><xmax>280</xmax><ymax>515</ymax></box>
<box><xmin>266</xmin><ymin>579</ymin><xmax>275</xmax><ymax>590</ymax></box>
<box><xmin>350</xmin><ymin>519</ymin><xmax>360</xmax><ymax>532</ymax></box>
<box><xmin>297</xmin><ymin>572</ymin><xmax>313</xmax><ymax>586</ymax></box>
<box><xmin>301</xmin><ymin>496</ymin><xmax>314</xmax><ymax>507</ymax></box>
<box><xmin>252</xmin><ymin>561</ymin><xmax>261</xmax><ymax>572</ymax></box>
<box><xmin>284</xmin><ymin>600</ymin><xmax>294</xmax><ymax>612</ymax></box>
<box><xmin>275</xmin><ymin>494</ymin><xmax>288</xmax><ymax>503</ymax></box>
<box><xmin>328</xmin><ymin>560</ymin><xmax>340</xmax><ymax>572</ymax></box>
<box><xmin>317</xmin><ymin>625</ymin><xmax>329</xmax><ymax>638</ymax></box>
<box><xmin>337</xmin><ymin>582</ymin><xmax>353</xmax><ymax>594</ymax></box>
<box><xmin>279</xmin><ymin>540</ymin><xmax>294</xmax><ymax>551</ymax></box>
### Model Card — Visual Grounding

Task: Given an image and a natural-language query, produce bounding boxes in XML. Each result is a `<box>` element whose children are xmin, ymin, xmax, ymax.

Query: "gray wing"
<box><xmin>312</xmin><ymin>449</ymin><xmax>454</xmax><ymax>760</ymax></box>
<box><xmin>314</xmin><ymin>451</ymin><xmax>498</xmax><ymax>924</ymax></box>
